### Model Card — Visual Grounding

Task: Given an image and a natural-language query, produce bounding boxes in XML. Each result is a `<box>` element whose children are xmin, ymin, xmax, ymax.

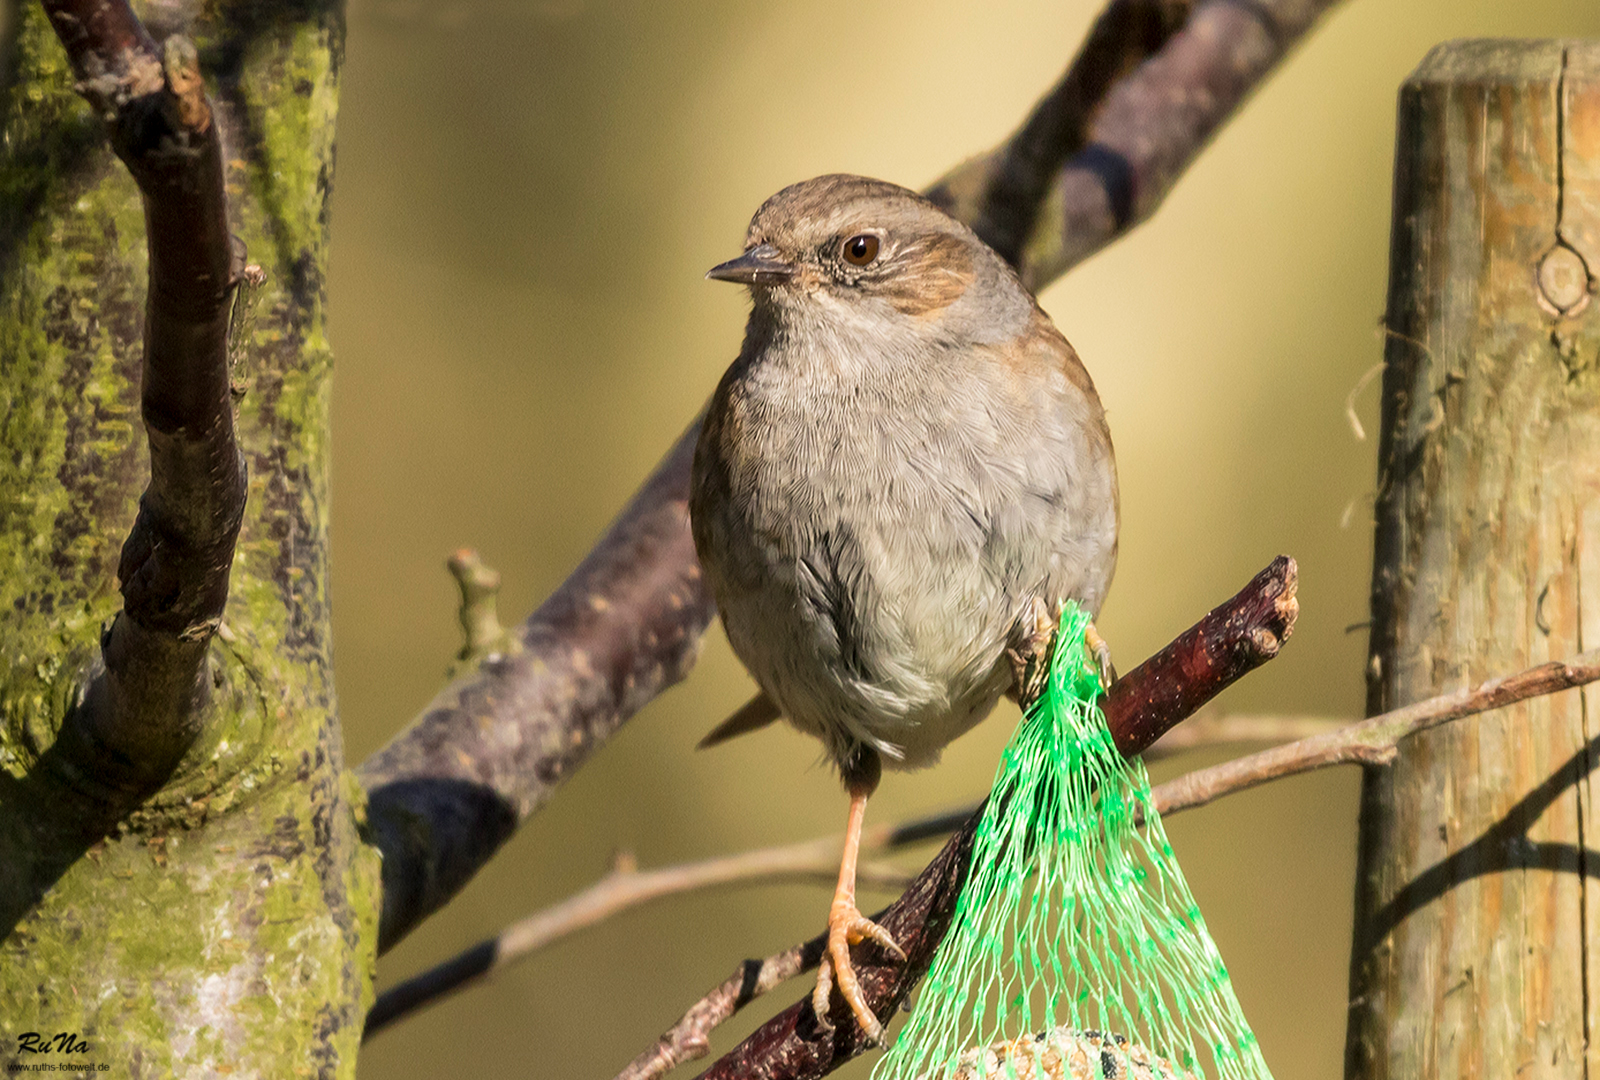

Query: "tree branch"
<box><xmin>42</xmin><ymin>0</ymin><xmax>247</xmax><ymax>788</ymax></box>
<box><xmin>1106</xmin><ymin>555</ymin><xmax>1298</xmax><ymax>755</ymax></box>
<box><xmin>656</xmin><ymin>558</ymin><xmax>1297</xmax><ymax>1080</ymax></box>
<box><xmin>1141</xmin><ymin>713</ymin><xmax>1346</xmax><ymax>759</ymax></box>
<box><xmin>357</xmin><ymin>0</ymin><xmax>1345</xmax><ymax>956</ymax></box>
<box><xmin>929</xmin><ymin>0</ymin><xmax>1342</xmax><ymax>290</ymax></box>
<box><xmin>1150</xmin><ymin>648</ymin><xmax>1600</xmax><ymax>816</ymax></box>
<box><xmin>358</xmin><ymin>427</ymin><xmax>714</xmax><ymax>950</ymax></box>
<box><xmin>363</xmin><ymin>816</ymin><xmax>960</xmax><ymax>1040</ymax></box>
<box><xmin>942</xmin><ymin>0</ymin><xmax>1193</xmax><ymax>269</ymax></box>
<box><xmin>629</xmin><ymin>640</ymin><xmax>1600</xmax><ymax>1080</ymax></box>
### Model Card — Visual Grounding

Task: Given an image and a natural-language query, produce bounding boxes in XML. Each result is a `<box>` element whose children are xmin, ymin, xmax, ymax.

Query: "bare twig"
<box><xmin>42</xmin><ymin>0</ymin><xmax>246</xmax><ymax>788</ymax></box>
<box><xmin>1142</xmin><ymin>713</ymin><xmax>1346</xmax><ymax>759</ymax></box>
<box><xmin>616</xmin><ymin>806</ymin><xmax>988</xmax><ymax>1080</ymax></box>
<box><xmin>1151</xmin><ymin>648</ymin><xmax>1600</xmax><ymax>816</ymax></box>
<box><xmin>447</xmin><ymin>548</ymin><xmax>509</xmax><ymax>671</ymax></box>
<box><xmin>357</xmin><ymin>0</ymin><xmax>1345</xmax><ymax>958</ymax></box>
<box><xmin>621</xmin><ymin>938</ymin><xmax>827</xmax><ymax>1080</ymax></box>
<box><xmin>1343</xmin><ymin>360</ymin><xmax>1385</xmax><ymax>441</ymax></box>
<box><xmin>663</xmin><ymin>557</ymin><xmax>1298</xmax><ymax>1080</ymax></box>
<box><xmin>364</xmin><ymin>828</ymin><xmax>926</xmax><ymax>1039</ymax></box>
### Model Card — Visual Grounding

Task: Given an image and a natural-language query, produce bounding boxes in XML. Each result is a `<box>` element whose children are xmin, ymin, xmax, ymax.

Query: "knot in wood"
<box><xmin>1536</xmin><ymin>241</ymin><xmax>1591</xmax><ymax>316</ymax></box>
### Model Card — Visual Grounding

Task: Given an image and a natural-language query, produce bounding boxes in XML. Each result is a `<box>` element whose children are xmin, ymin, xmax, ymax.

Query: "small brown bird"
<box><xmin>690</xmin><ymin>175</ymin><xmax>1118</xmax><ymax>1043</ymax></box>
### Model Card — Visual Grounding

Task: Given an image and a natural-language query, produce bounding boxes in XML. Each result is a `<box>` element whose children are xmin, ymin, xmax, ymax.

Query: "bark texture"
<box><xmin>0</xmin><ymin>0</ymin><xmax>376</xmax><ymax>1073</ymax></box>
<box><xmin>1350</xmin><ymin>39</ymin><xmax>1600</xmax><ymax>1080</ymax></box>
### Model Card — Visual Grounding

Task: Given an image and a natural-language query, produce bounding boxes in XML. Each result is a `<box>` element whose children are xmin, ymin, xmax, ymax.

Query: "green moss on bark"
<box><xmin>0</xmin><ymin>0</ymin><xmax>378</xmax><ymax>1073</ymax></box>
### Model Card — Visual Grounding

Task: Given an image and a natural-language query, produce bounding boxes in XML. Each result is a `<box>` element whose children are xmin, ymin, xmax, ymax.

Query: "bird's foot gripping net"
<box><xmin>874</xmin><ymin>602</ymin><xmax>1273</xmax><ymax>1080</ymax></box>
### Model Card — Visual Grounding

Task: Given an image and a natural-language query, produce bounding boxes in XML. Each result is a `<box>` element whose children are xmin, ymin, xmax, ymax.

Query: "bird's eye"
<box><xmin>841</xmin><ymin>234</ymin><xmax>880</xmax><ymax>266</ymax></box>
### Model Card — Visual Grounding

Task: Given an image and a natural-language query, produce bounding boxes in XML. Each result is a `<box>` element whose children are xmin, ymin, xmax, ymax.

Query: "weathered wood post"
<box><xmin>1351</xmin><ymin>41</ymin><xmax>1600</xmax><ymax>1078</ymax></box>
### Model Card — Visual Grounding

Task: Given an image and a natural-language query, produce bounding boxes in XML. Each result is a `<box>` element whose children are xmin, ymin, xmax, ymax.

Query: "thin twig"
<box><xmin>621</xmin><ymin>938</ymin><xmax>827</xmax><ymax>1080</ymax></box>
<box><xmin>1151</xmin><ymin>648</ymin><xmax>1600</xmax><ymax>815</ymax></box>
<box><xmin>1141</xmin><ymin>713</ymin><xmax>1347</xmax><ymax>759</ymax></box>
<box><xmin>42</xmin><ymin>0</ymin><xmax>246</xmax><ymax>789</ymax></box>
<box><xmin>647</xmin><ymin>557</ymin><xmax>1298</xmax><ymax>1080</ymax></box>
<box><xmin>364</xmin><ymin>823</ymin><xmax>937</xmax><ymax>1039</ymax></box>
<box><xmin>1343</xmin><ymin>360</ymin><xmax>1385</xmax><ymax>441</ymax></box>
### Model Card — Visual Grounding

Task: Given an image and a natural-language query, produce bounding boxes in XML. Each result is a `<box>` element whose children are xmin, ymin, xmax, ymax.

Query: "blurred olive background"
<box><xmin>331</xmin><ymin>2</ymin><xmax>1600</xmax><ymax>1077</ymax></box>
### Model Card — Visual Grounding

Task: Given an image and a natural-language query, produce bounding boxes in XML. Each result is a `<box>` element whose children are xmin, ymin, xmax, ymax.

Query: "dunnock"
<box><xmin>690</xmin><ymin>174</ymin><xmax>1118</xmax><ymax>1044</ymax></box>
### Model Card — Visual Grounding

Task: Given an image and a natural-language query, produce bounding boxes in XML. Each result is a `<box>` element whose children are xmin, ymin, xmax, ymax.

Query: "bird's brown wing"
<box><xmin>697</xmin><ymin>691</ymin><xmax>783</xmax><ymax>749</ymax></box>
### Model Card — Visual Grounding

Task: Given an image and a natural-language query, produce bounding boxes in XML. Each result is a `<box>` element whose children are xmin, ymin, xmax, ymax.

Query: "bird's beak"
<box><xmin>706</xmin><ymin>243</ymin><xmax>796</xmax><ymax>286</ymax></box>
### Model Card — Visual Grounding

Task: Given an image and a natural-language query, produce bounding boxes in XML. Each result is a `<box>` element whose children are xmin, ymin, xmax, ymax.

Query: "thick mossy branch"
<box><xmin>357</xmin><ymin>0</ymin><xmax>1348</xmax><ymax>958</ymax></box>
<box><xmin>41</xmin><ymin>0</ymin><xmax>247</xmax><ymax>783</ymax></box>
<box><xmin>4</xmin><ymin>0</ymin><xmax>370</xmax><ymax>1071</ymax></box>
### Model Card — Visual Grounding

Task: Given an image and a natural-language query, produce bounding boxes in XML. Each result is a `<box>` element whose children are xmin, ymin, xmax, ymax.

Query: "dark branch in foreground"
<box><xmin>625</xmin><ymin>618</ymin><xmax>1600</xmax><ymax>1080</ymax></box>
<box><xmin>630</xmin><ymin>558</ymin><xmax>1297</xmax><ymax>1080</ymax></box>
<box><xmin>1107</xmin><ymin>555</ymin><xmax>1298</xmax><ymax>756</ymax></box>
<box><xmin>43</xmin><ymin>0</ymin><xmax>246</xmax><ymax>787</ymax></box>
<box><xmin>357</xmin><ymin>0</ymin><xmax>1345</xmax><ymax>954</ymax></box>
<box><xmin>929</xmin><ymin>0</ymin><xmax>1342</xmax><ymax>290</ymax></box>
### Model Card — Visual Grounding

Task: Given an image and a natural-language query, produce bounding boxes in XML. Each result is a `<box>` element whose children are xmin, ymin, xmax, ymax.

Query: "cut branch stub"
<box><xmin>447</xmin><ymin>548</ymin><xmax>509</xmax><ymax>668</ymax></box>
<box><xmin>1106</xmin><ymin>555</ymin><xmax>1298</xmax><ymax>756</ymax></box>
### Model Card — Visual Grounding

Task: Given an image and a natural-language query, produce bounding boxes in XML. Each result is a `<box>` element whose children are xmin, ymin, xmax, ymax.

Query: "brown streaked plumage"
<box><xmin>692</xmin><ymin>174</ymin><xmax>1118</xmax><ymax>1045</ymax></box>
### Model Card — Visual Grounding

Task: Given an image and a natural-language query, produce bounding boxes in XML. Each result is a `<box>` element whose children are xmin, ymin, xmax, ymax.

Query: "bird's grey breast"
<box><xmin>693</xmin><ymin>315</ymin><xmax>1114</xmax><ymax>767</ymax></box>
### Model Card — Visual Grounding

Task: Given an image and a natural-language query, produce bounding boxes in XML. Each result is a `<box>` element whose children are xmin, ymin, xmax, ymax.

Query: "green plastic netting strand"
<box><xmin>872</xmin><ymin>602</ymin><xmax>1273</xmax><ymax>1080</ymax></box>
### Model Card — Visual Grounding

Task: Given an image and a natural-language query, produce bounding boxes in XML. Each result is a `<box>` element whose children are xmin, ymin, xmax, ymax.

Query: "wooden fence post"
<box><xmin>1350</xmin><ymin>40</ymin><xmax>1600</xmax><ymax>1078</ymax></box>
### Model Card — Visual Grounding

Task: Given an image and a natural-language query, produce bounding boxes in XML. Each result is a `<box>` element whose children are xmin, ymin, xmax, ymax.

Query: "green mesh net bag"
<box><xmin>873</xmin><ymin>603</ymin><xmax>1272</xmax><ymax>1080</ymax></box>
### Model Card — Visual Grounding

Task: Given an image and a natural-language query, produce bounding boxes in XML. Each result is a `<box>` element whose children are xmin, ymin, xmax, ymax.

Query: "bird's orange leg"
<box><xmin>811</xmin><ymin>771</ymin><xmax>904</xmax><ymax>1045</ymax></box>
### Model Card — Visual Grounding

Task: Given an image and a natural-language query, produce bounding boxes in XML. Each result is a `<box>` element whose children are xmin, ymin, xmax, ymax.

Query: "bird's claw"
<box><xmin>1085</xmin><ymin>620</ymin><xmax>1116</xmax><ymax>689</ymax></box>
<box><xmin>811</xmin><ymin>901</ymin><xmax>903</xmax><ymax>1046</ymax></box>
<box><xmin>1008</xmin><ymin>597</ymin><xmax>1058</xmax><ymax>703</ymax></box>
